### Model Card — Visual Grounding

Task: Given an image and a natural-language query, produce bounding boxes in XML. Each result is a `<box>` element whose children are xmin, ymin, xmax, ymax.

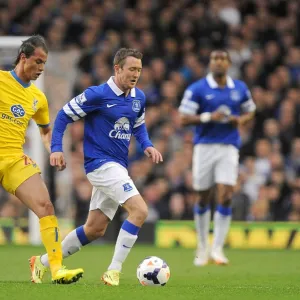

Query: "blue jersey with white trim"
<box><xmin>52</xmin><ymin>77</ymin><xmax>153</xmax><ymax>174</ymax></box>
<box><xmin>179</xmin><ymin>73</ymin><xmax>255</xmax><ymax>148</ymax></box>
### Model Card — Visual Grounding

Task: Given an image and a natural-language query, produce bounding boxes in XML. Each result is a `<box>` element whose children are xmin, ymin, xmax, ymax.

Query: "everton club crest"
<box><xmin>230</xmin><ymin>90</ymin><xmax>240</xmax><ymax>101</ymax></box>
<box><xmin>132</xmin><ymin>100</ymin><xmax>141</xmax><ymax>112</ymax></box>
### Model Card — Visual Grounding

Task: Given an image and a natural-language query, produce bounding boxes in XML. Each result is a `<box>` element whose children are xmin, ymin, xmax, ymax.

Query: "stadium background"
<box><xmin>0</xmin><ymin>0</ymin><xmax>300</xmax><ymax>246</ymax></box>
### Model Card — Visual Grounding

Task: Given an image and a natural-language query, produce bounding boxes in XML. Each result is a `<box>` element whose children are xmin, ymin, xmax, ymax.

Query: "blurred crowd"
<box><xmin>0</xmin><ymin>0</ymin><xmax>300</xmax><ymax>223</ymax></box>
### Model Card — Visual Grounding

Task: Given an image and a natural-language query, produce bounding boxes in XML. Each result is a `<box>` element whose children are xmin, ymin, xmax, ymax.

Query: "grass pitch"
<box><xmin>0</xmin><ymin>245</ymin><xmax>299</xmax><ymax>300</ymax></box>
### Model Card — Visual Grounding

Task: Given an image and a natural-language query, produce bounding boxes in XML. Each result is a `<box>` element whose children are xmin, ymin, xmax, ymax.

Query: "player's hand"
<box><xmin>144</xmin><ymin>147</ymin><xmax>163</xmax><ymax>164</ymax></box>
<box><xmin>50</xmin><ymin>152</ymin><xmax>67</xmax><ymax>171</ymax></box>
<box><xmin>211</xmin><ymin>111</ymin><xmax>228</xmax><ymax>122</ymax></box>
<box><xmin>228</xmin><ymin>115</ymin><xmax>241</xmax><ymax>127</ymax></box>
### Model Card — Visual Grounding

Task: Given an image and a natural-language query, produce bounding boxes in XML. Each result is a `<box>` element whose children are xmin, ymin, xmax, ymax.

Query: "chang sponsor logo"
<box><xmin>109</xmin><ymin>117</ymin><xmax>131</xmax><ymax>141</ymax></box>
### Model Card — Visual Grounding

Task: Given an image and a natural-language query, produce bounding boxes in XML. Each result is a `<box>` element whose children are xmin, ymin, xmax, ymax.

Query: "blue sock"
<box><xmin>121</xmin><ymin>220</ymin><xmax>140</xmax><ymax>235</ymax></box>
<box><xmin>194</xmin><ymin>204</ymin><xmax>211</xmax><ymax>250</ymax></box>
<box><xmin>76</xmin><ymin>225</ymin><xmax>90</xmax><ymax>246</ymax></box>
<box><xmin>41</xmin><ymin>226</ymin><xmax>90</xmax><ymax>267</ymax></box>
<box><xmin>216</xmin><ymin>205</ymin><xmax>232</xmax><ymax>216</ymax></box>
<box><xmin>213</xmin><ymin>205</ymin><xmax>232</xmax><ymax>250</ymax></box>
<box><xmin>194</xmin><ymin>204</ymin><xmax>210</xmax><ymax>215</ymax></box>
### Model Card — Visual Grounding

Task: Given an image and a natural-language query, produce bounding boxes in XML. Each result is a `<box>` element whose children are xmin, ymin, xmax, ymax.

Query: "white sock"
<box><xmin>108</xmin><ymin>220</ymin><xmax>140</xmax><ymax>272</ymax></box>
<box><xmin>40</xmin><ymin>226</ymin><xmax>89</xmax><ymax>267</ymax></box>
<box><xmin>212</xmin><ymin>205</ymin><xmax>232</xmax><ymax>250</ymax></box>
<box><xmin>194</xmin><ymin>204</ymin><xmax>210</xmax><ymax>251</ymax></box>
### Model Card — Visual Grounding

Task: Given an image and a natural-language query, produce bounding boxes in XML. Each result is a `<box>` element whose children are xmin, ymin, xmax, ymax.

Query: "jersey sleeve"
<box><xmin>132</xmin><ymin>95</ymin><xmax>153</xmax><ymax>150</ymax></box>
<box><xmin>240</xmin><ymin>83</ymin><xmax>256</xmax><ymax>113</ymax></box>
<box><xmin>62</xmin><ymin>86</ymin><xmax>100</xmax><ymax>121</ymax></box>
<box><xmin>32</xmin><ymin>95</ymin><xmax>50</xmax><ymax>127</ymax></box>
<box><xmin>133</xmin><ymin>97</ymin><xmax>146</xmax><ymax>128</ymax></box>
<box><xmin>178</xmin><ymin>85</ymin><xmax>201</xmax><ymax>115</ymax></box>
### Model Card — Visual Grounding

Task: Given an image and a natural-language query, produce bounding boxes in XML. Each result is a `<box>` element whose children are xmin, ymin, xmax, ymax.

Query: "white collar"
<box><xmin>107</xmin><ymin>76</ymin><xmax>136</xmax><ymax>97</ymax></box>
<box><xmin>206</xmin><ymin>73</ymin><xmax>235</xmax><ymax>89</ymax></box>
<box><xmin>131</xmin><ymin>87</ymin><xmax>136</xmax><ymax>97</ymax></box>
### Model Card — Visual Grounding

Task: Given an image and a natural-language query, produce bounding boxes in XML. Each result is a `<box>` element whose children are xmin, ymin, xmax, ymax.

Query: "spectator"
<box><xmin>0</xmin><ymin>0</ymin><xmax>299</xmax><ymax>222</ymax></box>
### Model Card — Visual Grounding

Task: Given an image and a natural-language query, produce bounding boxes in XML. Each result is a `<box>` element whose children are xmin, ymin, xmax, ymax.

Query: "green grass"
<box><xmin>0</xmin><ymin>245</ymin><xmax>299</xmax><ymax>300</ymax></box>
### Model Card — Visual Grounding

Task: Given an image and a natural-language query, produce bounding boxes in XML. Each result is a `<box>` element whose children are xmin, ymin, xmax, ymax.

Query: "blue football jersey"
<box><xmin>53</xmin><ymin>77</ymin><xmax>153</xmax><ymax>173</ymax></box>
<box><xmin>179</xmin><ymin>73</ymin><xmax>256</xmax><ymax>148</ymax></box>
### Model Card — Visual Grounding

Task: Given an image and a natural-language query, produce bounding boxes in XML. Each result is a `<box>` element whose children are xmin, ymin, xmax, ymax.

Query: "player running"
<box><xmin>0</xmin><ymin>35</ymin><xmax>83</xmax><ymax>283</ymax></box>
<box><xmin>179</xmin><ymin>50</ymin><xmax>256</xmax><ymax>266</ymax></box>
<box><xmin>30</xmin><ymin>48</ymin><xmax>163</xmax><ymax>286</ymax></box>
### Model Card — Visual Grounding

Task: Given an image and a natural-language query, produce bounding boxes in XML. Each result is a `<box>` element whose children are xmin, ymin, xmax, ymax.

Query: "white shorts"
<box><xmin>192</xmin><ymin>144</ymin><xmax>239</xmax><ymax>191</ymax></box>
<box><xmin>86</xmin><ymin>162</ymin><xmax>140</xmax><ymax>220</ymax></box>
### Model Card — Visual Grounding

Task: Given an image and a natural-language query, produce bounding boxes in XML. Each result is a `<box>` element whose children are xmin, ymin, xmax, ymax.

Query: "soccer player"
<box><xmin>0</xmin><ymin>35</ymin><xmax>83</xmax><ymax>283</ymax></box>
<box><xmin>31</xmin><ymin>48</ymin><xmax>163</xmax><ymax>286</ymax></box>
<box><xmin>179</xmin><ymin>50</ymin><xmax>256</xmax><ymax>266</ymax></box>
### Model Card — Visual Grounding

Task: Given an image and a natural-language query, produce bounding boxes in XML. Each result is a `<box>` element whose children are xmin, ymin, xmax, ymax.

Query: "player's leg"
<box><xmin>211</xmin><ymin>145</ymin><xmax>239</xmax><ymax>265</ymax></box>
<box><xmin>15</xmin><ymin>174</ymin><xmax>60</xmax><ymax>275</ymax></box>
<box><xmin>192</xmin><ymin>144</ymin><xmax>216</xmax><ymax>266</ymax></box>
<box><xmin>211</xmin><ymin>184</ymin><xmax>233</xmax><ymax>265</ymax></box>
<box><xmin>4</xmin><ymin>154</ymin><xmax>84</xmax><ymax>284</ymax></box>
<box><xmin>84</xmin><ymin>162</ymin><xmax>144</xmax><ymax>285</ymax></box>
<box><xmin>108</xmin><ymin>194</ymin><xmax>147</xmax><ymax>270</ymax></box>
<box><xmin>194</xmin><ymin>189</ymin><xmax>213</xmax><ymax>266</ymax></box>
<box><xmin>102</xmin><ymin>193</ymin><xmax>147</xmax><ymax>286</ymax></box>
<box><xmin>59</xmin><ymin>209</ymin><xmax>109</xmax><ymax>257</ymax></box>
<box><xmin>70</xmin><ymin>162</ymin><xmax>144</xmax><ymax>285</ymax></box>
<box><xmin>40</xmin><ymin>208</ymin><xmax>110</xmax><ymax>266</ymax></box>
<box><xmin>15</xmin><ymin>173</ymin><xmax>84</xmax><ymax>283</ymax></box>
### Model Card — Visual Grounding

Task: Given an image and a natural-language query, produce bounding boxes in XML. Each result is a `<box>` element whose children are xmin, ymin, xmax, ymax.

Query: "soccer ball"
<box><xmin>136</xmin><ymin>256</ymin><xmax>170</xmax><ymax>286</ymax></box>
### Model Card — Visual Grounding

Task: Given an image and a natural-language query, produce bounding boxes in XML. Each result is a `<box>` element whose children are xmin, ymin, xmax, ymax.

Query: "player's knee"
<box><xmin>224</xmin><ymin>189</ymin><xmax>234</xmax><ymax>203</ymax></box>
<box><xmin>217</xmin><ymin>186</ymin><xmax>234</xmax><ymax>205</ymax></box>
<box><xmin>199</xmin><ymin>190</ymin><xmax>211</xmax><ymax>205</ymax></box>
<box><xmin>218</xmin><ymin>197</ymin><xmax>232</xmax><ymax>207</ymax></box>
<box><xmin>198</xmin><ymin>198</ymin><xmax>209</xmax><ymax>206</ymax></box>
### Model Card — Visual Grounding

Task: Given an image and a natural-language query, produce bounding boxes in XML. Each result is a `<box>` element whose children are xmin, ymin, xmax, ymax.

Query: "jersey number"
<box><xmin>22</xmin><ymin>155</ymin><xmax>34</xmax><ymax>166</ymax></box>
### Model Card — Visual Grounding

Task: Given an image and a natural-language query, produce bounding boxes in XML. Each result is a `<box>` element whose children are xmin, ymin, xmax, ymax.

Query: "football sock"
<box><xmin>39</xmin><ymin>216</ymin><xmax>62</xmax><ymax>275</ymax></box>
<box><xmin>194</xmin><ymin>204</ymin><xmax>210</xmax><ymax>250</ymax></box>
<box><xmin>212</xmin><ymin>205</ymin><xmax>232</xmax><ymax>250</ymax></box>
<box><xmin>108</xmin><ymin>220</ymin><xmax>140</xmax><ymax>271</ymax></box>
<box><xmin>41</xmin><ymin>225</ymin><xmax>90</xmax><ymax>267</ymax></box>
